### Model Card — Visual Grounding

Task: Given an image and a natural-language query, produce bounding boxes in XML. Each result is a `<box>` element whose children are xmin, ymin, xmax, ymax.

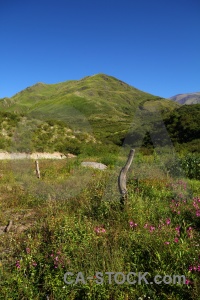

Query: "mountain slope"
<box><xmin>0</xmin><ymin>74</ymin><xmax>178</xmax><ymax>145</ymax></box>
<box><xmin>170</xmin><ymin>92</ymin><xmax>200</xmax><ymax>105</ymax></box>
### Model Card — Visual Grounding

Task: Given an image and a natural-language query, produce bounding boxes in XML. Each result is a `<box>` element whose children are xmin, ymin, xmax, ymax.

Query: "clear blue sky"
<box><xmin>0</xmin><ymin>0</ymin><xmax>200</xmax><ymax>99</ymax></box>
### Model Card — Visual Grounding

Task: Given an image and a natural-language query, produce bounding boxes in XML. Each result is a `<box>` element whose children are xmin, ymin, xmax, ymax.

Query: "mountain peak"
<box><xmin>170</xmin><ymin>92</ymin><xmax>200</xmax><ymax>105</ymax></box>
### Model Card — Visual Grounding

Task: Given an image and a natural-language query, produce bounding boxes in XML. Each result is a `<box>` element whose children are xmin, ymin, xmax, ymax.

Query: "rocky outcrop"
<box><xmin>81</xmin><ymin>162</ymin><xmax>107</xmax><ymax>170</ymax></box>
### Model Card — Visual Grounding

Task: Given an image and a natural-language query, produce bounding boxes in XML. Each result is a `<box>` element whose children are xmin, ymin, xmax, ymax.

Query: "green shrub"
<box><xmin>180</xmin><ymin>153</ymin><xmax>200</xmax><ymax>180</ymax></box>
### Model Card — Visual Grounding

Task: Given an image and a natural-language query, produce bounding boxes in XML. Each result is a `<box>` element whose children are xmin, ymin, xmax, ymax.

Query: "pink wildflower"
<box><xmin>166</xmin><ymin>218</ymin><xmax>171</xmax><ymax>225</ymax></box>
<box><xmin>94</xmin><ymin>226</ymin><xmax>106</xmax><ymax>234</ymax></box>
<box><xmin>185</xmin><ymin>279</ymin><xmax>191</xmax><ymax>285</ymax></box>
<box><xmin>196</xmin><ymin>210</ymin><xmax>200</xmax><ymax>217</ymax></box>
<box><xmin>129</xmin><ymin>221</ymin><xmax>134</xmax><ymax>227</ymax></box>
<box><xmin>174</xmin><ymin>237</ymin><xmax>179</xmax><ymax>243</ymax></box>
<box><xmin>175</xmin><ymin>226</ymin><xmax>181</xmax><ymax>236</ymax></box>
<box><xmin>16</xmin><ymin>260</ymin><xmax>21</xmax><ymax>269</ymax></box>
<box><xmin>149</xmin><ymin>226</ymin><xmax>155</xmax><ymax>233</ymax></box>
<box><xmin>32</xmin><ymin>261</ymin><xmax>37</xmax><ymax>267</ymax></box>
<box><xmin>26</xmin><ymin>248</ymin><xmax>31</xmax><ymax>254</ymax></box>
<box><xmin>193</xmin><ymin>201</ymin><xmax>198</xmax><ymax>209</ymax></box>
<box><xmin>188</xmin><ymin>266</ymin><xmax>193</xmax><ymax>271</ymax></box>
<box><xmin>189</xmin><ymin>265</ymin><xmax>200</xmax><ymax>272</ymax></box>
<box><xmin>129</xmin><ymin>221</ymin><xmax>138</xmax><ymax>228</ymax></box>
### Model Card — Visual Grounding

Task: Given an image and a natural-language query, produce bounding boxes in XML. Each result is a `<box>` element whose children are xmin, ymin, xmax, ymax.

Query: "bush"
<box><xmin>180</xmin><ymin>153</ymin><xmax>200</xmax><ymax>180</ymax></box>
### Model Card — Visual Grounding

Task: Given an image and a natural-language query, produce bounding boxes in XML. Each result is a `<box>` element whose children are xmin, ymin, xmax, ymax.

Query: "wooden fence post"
<box><xmin>118</xmin><ymin>149</ymin><xmax>135</xmax><ymax>206</ymax></box>
<box><xmin>35</xmin><ymin>160</ymin><xmax>40</xmax><ymax>178</ymax></box>
<box><xmin>4</xmin><ymin>220</ymin><xmax>13</xmax><ymax>233</ymax></box>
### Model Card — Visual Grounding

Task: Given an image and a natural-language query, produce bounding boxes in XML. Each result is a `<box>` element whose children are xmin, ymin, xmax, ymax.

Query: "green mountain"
<box><xmin>0</xmin><ymin>74</ymin><xmax>178</xmax><ymax>149</ymax></box>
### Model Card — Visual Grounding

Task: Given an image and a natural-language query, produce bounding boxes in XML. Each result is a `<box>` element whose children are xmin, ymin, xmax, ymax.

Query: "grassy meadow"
<box><xmin>0</xmin><ymin>151</ymin><xmax>199</xmax><ymax>300</ymax></box>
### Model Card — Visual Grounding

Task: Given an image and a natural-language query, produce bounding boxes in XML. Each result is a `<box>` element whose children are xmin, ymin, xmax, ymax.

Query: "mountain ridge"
<box><xmin>0</xmin><ymin>73</ymin><xmax>178</xmax><ymax>128</ymax></box>
<box><xmin>170</xmin><ymin>92</ymin><xmax>200</xmax><ymax>105</ymax></box>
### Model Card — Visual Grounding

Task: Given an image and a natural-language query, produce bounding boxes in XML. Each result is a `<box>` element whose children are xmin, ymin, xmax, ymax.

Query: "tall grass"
<box><xmin>0</xmin><ymin>155</ymin><xmax>199</xmax><ymax>299</ymax></box>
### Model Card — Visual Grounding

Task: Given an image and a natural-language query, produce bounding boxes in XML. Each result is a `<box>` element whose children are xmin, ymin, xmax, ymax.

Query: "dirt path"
<box><xmin>0</xmin><ymin>152</ymin><xmax>76</xmax><ymax>160</ymax></box>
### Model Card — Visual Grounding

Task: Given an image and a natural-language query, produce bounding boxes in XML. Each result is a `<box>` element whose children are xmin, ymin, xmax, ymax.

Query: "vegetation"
<box><xmin>0</xmin><ymin>74</ymin><xmax>199</xmax><ymax>299</ymax></box>
<box><xmin>0</xmin><ymin>74</ymin><xmax>179</xmax><ymax>147</ymax></box>
<box><xmin>164</xmin><ymin>104</ymin><xmax>200</xmax><ymax>153</ymax></box>
<box><xmin>0</xmin><ymin>153</ymin><xmax>199</xmax><ymax>299</ymax></box>
<box><xmin>122</xmin><ymin>104</ymin><xmax>200</xmax><ymax>155</ymax></box>
<box><xmin>0</xmin><ymin>75</ymin><xmax>199</xmax><ymax>155</ymax></box>
<box><xmin>0</xmin><ymin>112</ymin><xmax>97</xmax><ymax>154</ymax></box>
